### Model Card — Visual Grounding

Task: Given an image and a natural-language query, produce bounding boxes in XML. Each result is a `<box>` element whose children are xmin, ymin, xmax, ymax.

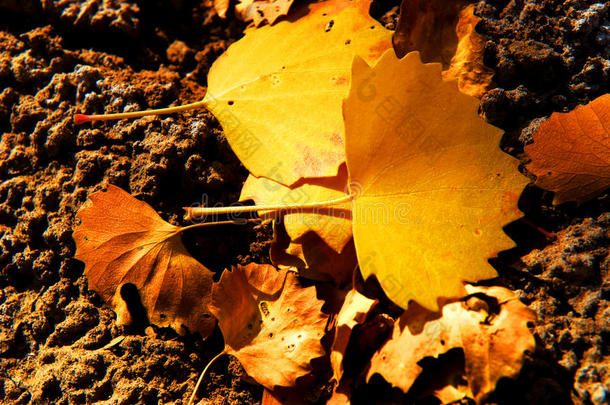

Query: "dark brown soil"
<box><xmin>0</xmin><ymin>0</ymin><xmax>609</xmax><ymax>404</ymax></box>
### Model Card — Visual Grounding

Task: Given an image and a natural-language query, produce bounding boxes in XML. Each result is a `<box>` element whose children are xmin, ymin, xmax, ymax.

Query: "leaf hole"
<box><xmin>345</xmin><ymin>39</ymin><xmax>351</xmax><ymax>45</ymax></box>
<box><xmin>84</xmin><ymin>236</ymin><xmax>88</xmax><ymax>241</ymax></box>
<box><xmin>325</xmin><ymin>20</ymin><xmax>334</xmax><ymax>32</ymax></box>
<box><xmin>228</xmin><ymin>100</ymin><xmax>234</xmax><ymax>105</ymax></box>
<box><xmin>370</xmin><ymin>25</ymin><xmax>375</xmax><ymax>29</ymax></box>
<box><xmin>160</xmin><ymin>313</ymin><xmax>166</xmax><ymax>319</ymax></box>
<box><xmin>269</xmin><ymin>332</ymin><xmax>274</xmax><ymax>338</ymax></box>
<box><xmin>440</xmin><ymin>339</ymin><xmax>445</xmax><ymax>345</ymax></box>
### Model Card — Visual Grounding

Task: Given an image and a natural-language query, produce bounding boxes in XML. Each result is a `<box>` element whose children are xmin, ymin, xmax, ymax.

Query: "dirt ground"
<box><xmin>0</xmin><ymin>0</ymin><xmax>609</xmax><ymax>404</ymax></box>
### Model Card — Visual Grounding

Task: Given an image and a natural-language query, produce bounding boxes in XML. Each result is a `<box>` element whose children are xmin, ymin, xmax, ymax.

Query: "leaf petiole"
<box><xmin>178</xmin><ymin>218</ymin><xmax>262</xmax><ymax>234</ymax></box>
<box><xmin>74</xmin><ymin>100</ymin><xmax>208</xmax><ymax>124</ymax></box>
<box><xmin>188</xmin><ymin>349</ymin><xmax>227</xmax><ymax>405</ymax></box>
<box><xmin>183</xmin><ymin>194</ymin><xmax>354</xmax><ymax>220</ymax></box>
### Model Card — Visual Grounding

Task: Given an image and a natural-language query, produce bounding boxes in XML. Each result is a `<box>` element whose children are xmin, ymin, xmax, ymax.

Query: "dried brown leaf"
<box><xmin>209</xmin><ymin>264</ymin><xmax>328</xmax><ymax>389</ymax></box>
<box><xmin>525</xmin><ymin>94</ymin><xmax>610</xmax><ymax>204</ymax></box>
<box><xmin>366</xmin><ymin>285</ymin><xmax>535</xmax><ymax>403</ymax></box>
<box><xmin>73</xmin><ymin>185</ymin><xmax>216</xmax><ymax>337</ymax></box>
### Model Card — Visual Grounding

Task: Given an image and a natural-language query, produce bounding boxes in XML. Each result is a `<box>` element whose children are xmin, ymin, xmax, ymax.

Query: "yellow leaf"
<box><xmin>73</xmin><ymin>185</ymin><xmax>216</xmax><ymax>337</ymax></box>
<box><xmin>344</xmin><ymin>50</ymin><xmax>528</xmax><ymax>311</ymax></box>
<box><xmin>208</xmin><ymin>264</ymin><xmax>328</xmax><ymax>389</ymax></box>
<box><xmin>236</xmin><ymin>0</ymin><xmax>295</xmax><ymax>26</ymax></box>
<box><xmin>367</xmin><ymin>285</ymin><xmax>536</xmax><ymax>403</ymax></box>
<box><xmin>203</xmin><ymin>0</ymin><xmax>392</xmax><ymax>186</ymax></box>
<box><xmin>239</xmin><ymin>165</ymin><xmax>352</xmax><ymax>253</ymax></box>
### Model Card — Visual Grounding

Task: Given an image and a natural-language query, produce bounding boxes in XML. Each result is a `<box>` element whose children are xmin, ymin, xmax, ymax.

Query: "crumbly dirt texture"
<box><xmin>0</xmin><ymin>0</ymin><xmax>609</xmax><ymax>404</ymax></box>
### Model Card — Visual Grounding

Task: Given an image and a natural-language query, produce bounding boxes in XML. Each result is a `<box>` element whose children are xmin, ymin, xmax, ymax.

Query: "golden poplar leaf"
<box><xmin>367</xmin><ymin>286</ymin><xmax>536</xmax><ymax>403</ymax></box>
<box><xmin>239</xmin><ymin>166</ymin><xmax>352</xmax><ymax>253</ymax></box>
<box><xmin>393</xmin><ymin>0</ymin><xmax>493</xmax><ymax>97</ymax></box>
<box><xmin>203</xmin><ymin>0</ymin><xmax>392</xmax><ymax>186</ymax></box>
<box><xmin>236</xmin><ymin>0</ymin><xmax>295</xmax><ymax>27</ymax></box>
<box><xmin>208</xmin><ymin>264</ymin><xmax>328</xmax><ymax>389</ymax></box>
<box><xmin>73</xmin><ymin>185</ymin><xmax>216</xmax><ymax>337</ymax></box>
<box><xmin>344</xmin><ymin>50</ymin><xmax>528</xmax><ymax>311</ymax></box>
<box><xmin>525</xmin><ymin>94</ymin><xmax>610</xmax><ymax>205</ymax></box>
<box><xmin>330</xmin><ymin>289</ymin><xmax>377</xmax><ymax>382</ymax></box>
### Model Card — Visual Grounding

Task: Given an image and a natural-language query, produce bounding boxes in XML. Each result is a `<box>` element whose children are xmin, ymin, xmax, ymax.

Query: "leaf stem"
<box><xmin>184</xmin><ymin>194</ymin><xmax>354</xmax><ymax>219</ymax></box>
<box><xmin>188</xmin><ymin>350</ymin><xmax>227</xmax><ymax>405</ymax></box>
<box><xmin>75</xmin><ymin>100</ymin><xmax>208</xmax><ymax>124</ymax></box>
<box><xmin>178</xmin><ymin>218</ymin><xmax>262</xmax><ymax>234</ymax></box>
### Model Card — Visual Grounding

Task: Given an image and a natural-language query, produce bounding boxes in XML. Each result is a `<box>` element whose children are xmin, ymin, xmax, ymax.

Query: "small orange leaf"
<box><xmin>525</xmin><ymin>94</ymin><xmax>610</xmax><ymax>205</ymax></box>
<box><xmin>343</xmin><ymin>50</ymin><xmax>528</xmax><ymax>311</ymax></box>
<box><xmin>236</xmin><ymin>0</ymin><xmax>295</xmax><ymax>26</ymax></box>
<box><xmin>203</xmin><ymin>0</ymin><xmax>392</xmax><ymax>186</ymax></box>
<box><xmin>367</xmin><ymin>285</ymin><xmax>536</xmax><ymax>403</ymax></box>
<box><xmin>73</xmin><ymin>185</ymin><xmax>216</xmax><ymax>337</ymax></box>
<box><xmin>330</xmin><ymin>289</ymin><xmax>376</xmax><ymax>382</ymax></box>
<box><xmin>208</xmin><ymin>264</ymin><xmax>328</xmax><ymax>389</ymax></box>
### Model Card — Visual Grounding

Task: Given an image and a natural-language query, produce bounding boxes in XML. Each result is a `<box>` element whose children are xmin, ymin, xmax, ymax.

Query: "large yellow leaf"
<box><xmin>203</xmin><ymin>0</ymin><xmax>392</xmax><ymax>186</ymax></box>
<box><xmin>239</xmin><ymin>166</ymin><xmax>352</xmax><ymax>253</ymax></box>
<box><xmin>344</xmin><ymin>50</ymin><xmax>528</xmax><ymax>311</ymax></box>
<box><xmin>73</xmin><ymin>185</ymin><xmax>216</xmax><ymax>337</ymax></box>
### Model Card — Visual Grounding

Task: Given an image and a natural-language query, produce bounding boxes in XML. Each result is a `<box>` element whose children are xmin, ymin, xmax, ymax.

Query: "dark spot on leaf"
<box><xmin>345</xmin><ymin>39</ymin><xmax>351</xmax><ymax>45</ymax></box>
<box><xmin>269</xmin><ymin>332</ymin><xmax>274</xmax><ymax>338</ymax></box>
<box><xmin>228</xmin><ymin>100</ymin><xmax>234</xmax><ymax>105</ymax></box>
<box><xmin>325</xmin><ymin>20</ymin><xmax>334</xmax><ymax>32</ymax></box>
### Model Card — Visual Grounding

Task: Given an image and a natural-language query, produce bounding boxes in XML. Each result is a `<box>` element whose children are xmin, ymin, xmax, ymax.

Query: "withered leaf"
<box><xmin>525</xmin><ymin>94</ymin><xmax>610</xmax><ymax>205</ymax></box>
<box><xmin>367</xmin><ymin>285</ymin><xmax>536</xmax><ymax>403</ymax></box>
<box><xmin>73</xmin><ymin>185</ymin><xmax>216</xmax><ymax>337</ymax></box>
<box><xmin>343</xmin><ymin>50</ymin><xmax>528</xmax><ymax>311</ymax></box>
<box><xmin>330</xmin><ymin>289</ymin><xmax>376</xmax><ymax>382</ymax></box>
<box><xmin>214</xmin><ymin>0</ymin><xmax>230</xmax><ymax>18</ymax></box>
<box><xmin>208</xmin><ymin>264</ymin><xmax>328</xmax><ymax>389</ymax></box>
<box><xmin>393</xmin><ymin>0</ymin><xmax>493</xmax><ymax>97</ymax></box>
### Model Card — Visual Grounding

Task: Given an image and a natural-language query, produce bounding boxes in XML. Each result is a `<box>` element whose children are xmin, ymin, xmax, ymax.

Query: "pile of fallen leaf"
<box><xmin>72</xmin><ymin>0</ymin><xmax>610</xmax><ymax>403</ymax></box>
